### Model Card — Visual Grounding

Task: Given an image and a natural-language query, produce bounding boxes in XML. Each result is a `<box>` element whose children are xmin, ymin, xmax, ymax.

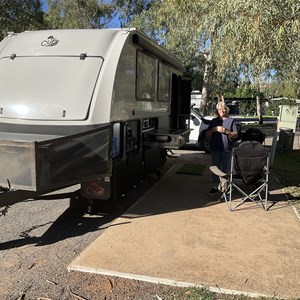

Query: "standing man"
<box><xmin>206</xmin><ymin>102</ymin><xmax>238</xmax><ymax>195</ymax></box>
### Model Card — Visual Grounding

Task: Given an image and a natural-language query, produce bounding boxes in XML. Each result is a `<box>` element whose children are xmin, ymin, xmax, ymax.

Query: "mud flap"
<box><xmin>80</xmin><ymin>177</ymin><xmax>112</xmax><ymax>200</ymax></box>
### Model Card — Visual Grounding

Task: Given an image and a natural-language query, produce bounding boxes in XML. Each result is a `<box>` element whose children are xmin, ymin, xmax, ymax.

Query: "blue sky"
<box><xmin>41</xmin><ymin>0</ymin><xmax>48</xmax><ymax>11</ymax></box>
<box><xmin>40</xmin><ymin>0</ymin><xmax>121</xmax><ymax>27</ymax></box>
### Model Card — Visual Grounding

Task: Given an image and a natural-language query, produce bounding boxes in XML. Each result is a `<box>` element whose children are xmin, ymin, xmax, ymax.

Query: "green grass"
<box><xmin>272</xmin><ymin>149</ymin><xmax>300</xmax><ymax>212</ymax></box>
<box><xmin>272</xmin><ymin>150</ymin><xmax>300</xmax><ymax>187</ymax></box>
<box><xmin>176</xmin><ymin>164</ymin><xmax>206</xmax><ymax>176</ymax></box>
<box><xmin>166</xmin><ymin>286</ymin><xmax>291</xmax><ymax>300</ymax></box>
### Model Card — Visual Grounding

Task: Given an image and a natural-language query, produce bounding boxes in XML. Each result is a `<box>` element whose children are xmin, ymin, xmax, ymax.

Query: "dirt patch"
<box><xmin>69</xmin><ymin>151</ymin><xmax>300</xmax><ymax>299</ymax></box>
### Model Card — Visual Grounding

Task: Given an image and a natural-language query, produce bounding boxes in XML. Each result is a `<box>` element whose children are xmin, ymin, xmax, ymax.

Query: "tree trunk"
<box><xmin>256</xmin><ymin>95</ymin><xmax>263</xmax><ymax>124</ymax></box>
<box><xmin>201</xmin><ymin>53</ymin><xmax>211</xmax><ymax>114</ymax></box>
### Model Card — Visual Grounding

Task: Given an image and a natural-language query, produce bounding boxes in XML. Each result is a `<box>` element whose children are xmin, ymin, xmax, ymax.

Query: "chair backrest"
<box><xmin>233</xmin><ymin>141</ymin><xmax>269</xmax><ymax>185</ymax></box>
<box><xmin>241</xmin><ymin>128</ymin><xmax>266</xmax><ymax>144</ymax></box>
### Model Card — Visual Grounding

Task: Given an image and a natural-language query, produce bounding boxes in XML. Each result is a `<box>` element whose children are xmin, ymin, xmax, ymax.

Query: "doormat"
<box><xmin>176</xmin><ymin>164</ymin><xmax>206</xmax><ymax>176</ymax></box>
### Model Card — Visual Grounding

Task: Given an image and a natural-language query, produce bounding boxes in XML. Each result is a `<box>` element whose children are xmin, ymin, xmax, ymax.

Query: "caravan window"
<box><xmin>136</xmin><ymin>51</ymin><xmax>157</xmax><ymax>101</ymax></box>
<box><xmin>0</xmin><ymin>56</ymin><xmax>103</xmax><ymax>120</ymax></box>
<box><xmin>158</xmin><ymin>63</ymin><xmax>171</xmax><ymax>102</ymax></box>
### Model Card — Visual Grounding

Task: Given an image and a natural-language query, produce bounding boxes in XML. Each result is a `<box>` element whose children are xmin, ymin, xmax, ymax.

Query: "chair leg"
<box><xmin>229</xmin><ymin>183</ymin><xmax>233</xmax><ymax>211</ymax></box>
<box><xmin>264</xmin><ymin>182</ymin><xmax>268</xmax><ymax>211</ymax></box>
<box><xmin>230</xmin><ymin>183</ymin><xmax>269</xmax><ymax>211</ymax></box>
<box><xmin>221</xmin><ymin>188</ymin><xmax>231</xmax><ymax>211</ymax></box>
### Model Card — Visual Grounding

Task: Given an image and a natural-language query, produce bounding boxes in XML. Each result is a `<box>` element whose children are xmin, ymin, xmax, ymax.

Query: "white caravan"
<box><xmin>0</xmin><ymin>29</ymin><xmax>191</xmax><ymax>204</ymax></box>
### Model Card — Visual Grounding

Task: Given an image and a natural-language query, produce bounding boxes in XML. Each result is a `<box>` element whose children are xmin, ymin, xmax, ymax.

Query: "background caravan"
<box><xmin>0</xmin><ymin>28</ymin><xmax>191</xmax><ymax>208</ymax></box>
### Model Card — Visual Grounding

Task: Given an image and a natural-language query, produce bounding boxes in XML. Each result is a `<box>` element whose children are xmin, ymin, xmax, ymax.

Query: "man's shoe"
<box><xmin>208</xmin><ymin>188</ymin><xmax>219</xmax><ymax>196</ymax></box>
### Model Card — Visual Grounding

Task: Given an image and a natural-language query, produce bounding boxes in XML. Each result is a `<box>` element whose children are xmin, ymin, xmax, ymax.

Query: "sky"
<box><xmin>40</xmin><ymin>0</ymin><xmax>121</xmax><ymax>28</ymax></box>
<box><xmin>41</xmin><ymin>0</ymin><xmax>48</xmax><ymax>11</ymax></box>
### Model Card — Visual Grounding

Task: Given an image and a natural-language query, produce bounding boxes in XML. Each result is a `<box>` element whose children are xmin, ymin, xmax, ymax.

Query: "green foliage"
<box><xmin>45</xmin><ymin>0</ymin><xmax>115</xmax><ymax>29</ymax></box>
<box><xmin>185</xmin><ymin>58</ymin><xmax>206</xmax><ymax>91</ymax></box>
<box><xmin>129</xmin><ymin>0</ymin><xmax>300</xmax><ymax>106</ymax></box>
<box><xmin>223</xmin><ymin>83</ymin><xmax>257</xmax><ymax>116</ymax></box>
<box><xmin>239</xmin><ymin>101</ymin><xmax>257</xmax><ymax>116</ymax></box>
<box><xmin>235</xmin><ymin>84</ymin><xmax>255</xmax><ymax>98</ymax></box>
<box><xmin>263</xmin><ymin>80</ymin><xmax>300</xmax><ymax>100</ymax></box>
<box><xmin>0</xmin><ymin>0</ymin><xmax>45</xmax><ymax>40</ymax></box>
<box><xmin>267</xmin><ymin>99</ymin><xmax>297</xmax><ymax>115</ymax></box>
<box><xmin>211</xmin><ymin>0</ymin><xmax>300</xmax><ymax>77</ymax></box>
<box><xmin>116</xmin><ymin>0</ymin><xmax>153</xmax><ymax>27</ymax></box>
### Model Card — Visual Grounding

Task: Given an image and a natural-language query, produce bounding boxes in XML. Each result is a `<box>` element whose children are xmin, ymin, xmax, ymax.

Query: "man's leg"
<box><xmin>211</xmin><ymin>151</ymin><xmax>222</xmax><ymax>188</ymax></box>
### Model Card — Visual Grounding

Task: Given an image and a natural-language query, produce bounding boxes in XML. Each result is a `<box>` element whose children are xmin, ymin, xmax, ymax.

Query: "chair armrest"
<box><xmin>209</xmin><ymin>166</ymin><xmax>227</xmax><ymax>177</ymax></box>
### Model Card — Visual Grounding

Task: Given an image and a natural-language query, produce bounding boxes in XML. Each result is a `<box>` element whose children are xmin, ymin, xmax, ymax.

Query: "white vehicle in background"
<box><xmin>186</xmin><ymin>104</ymin><xmax>242</xmax><ymax>153</ymax></box>
<box><xmin>187</xmin><ymin>105</ymin><xmax>214</xmax><ymax>153</ymax></box>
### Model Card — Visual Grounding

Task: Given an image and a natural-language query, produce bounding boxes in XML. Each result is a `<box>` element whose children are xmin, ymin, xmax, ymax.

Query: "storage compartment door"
<box><xmin>37</xmin><ymin>126</ymin><xmax>111</xmax><ymax>191</ymax></box>
<box><xmin>0</xmin><ymin>126</ymin><xmax>111</xmax><ymax>191</ymax></box>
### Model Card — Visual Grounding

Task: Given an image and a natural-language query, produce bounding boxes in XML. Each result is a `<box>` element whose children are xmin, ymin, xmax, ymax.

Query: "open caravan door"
<box><xmin>146</xmin><ymin>75</ymin><xmax>192</xmax><ymax>149</ymax></box>
<box><xmin>170</xmin><ymin>75</ymin><xmax>192</xmax><ymax>130</ymax></box>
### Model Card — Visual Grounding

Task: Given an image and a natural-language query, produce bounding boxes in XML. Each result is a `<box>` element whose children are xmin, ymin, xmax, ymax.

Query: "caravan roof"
<box><xmin>1</xmin><ymin>29</ymin><xmax>126</xmax><ymax>57</ymax></box>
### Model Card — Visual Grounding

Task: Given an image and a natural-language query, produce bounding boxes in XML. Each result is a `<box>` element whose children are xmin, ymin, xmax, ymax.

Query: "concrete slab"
<box><xmin>69</xmin><ymin>152</ymin><xmax>300</xmax><ymax>298</ymax></box>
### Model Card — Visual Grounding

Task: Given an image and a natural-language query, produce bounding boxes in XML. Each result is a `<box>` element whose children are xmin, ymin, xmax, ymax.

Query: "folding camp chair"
<box><xmin>241</xmin><ymin>127</ymin><xmax>266</xmax><ymax>144</ymax></box>
<box><xmin>210</xmin><ymin>140</ymin><xmax>270</xmax><ymax>211</ymax></box>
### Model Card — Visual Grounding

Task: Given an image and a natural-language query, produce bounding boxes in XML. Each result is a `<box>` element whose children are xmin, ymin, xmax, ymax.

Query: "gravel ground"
<box><xmin>1</xmin><ymin>124</ymin><xmax>293</xmax><ymax>300</ymax></box>
<box><xmin>0</xmin><ymin>161</ymin><xmax>195</xmax><ymax>300</ymax></box>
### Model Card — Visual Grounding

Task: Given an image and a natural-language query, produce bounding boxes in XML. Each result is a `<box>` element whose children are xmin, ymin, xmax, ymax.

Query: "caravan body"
<box><xmin>0</xmin><ymin>29</ymin><xmax>191</xmax><ymax>200</ymax></box>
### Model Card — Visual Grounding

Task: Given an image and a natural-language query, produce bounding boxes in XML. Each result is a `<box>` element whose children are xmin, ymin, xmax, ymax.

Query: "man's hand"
<box><xmin>215</xmin><ymin>126</ymin><xmax>225</xmax><ymax>133</ymax></box>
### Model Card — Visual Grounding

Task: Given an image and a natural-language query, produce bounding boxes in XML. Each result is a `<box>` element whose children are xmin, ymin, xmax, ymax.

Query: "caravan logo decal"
<box><xmin>41</xmin><ymin>36</ymin><xmax>59</xmax><ymax>47</ymax></box>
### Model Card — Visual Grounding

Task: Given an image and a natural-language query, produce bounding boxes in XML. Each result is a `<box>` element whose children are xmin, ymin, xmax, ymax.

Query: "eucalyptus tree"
<box><xmin>0</xmin><ymin>0</ymin><xmax>44</xmax><ymax>40</ymax></box>
<box><xmin>45</xmin><ymin>0</ymin><xmax>116</xmax><ymax>29</ymax></box>
<box><xmin>131</xmin><ymin>0</ymin><xmax>300</xmax><ymax>120</ymax></box>
<box><xmin>210</xmin><ymin>0</ymin><xmax>300</xmax><ymax>122</ymax></box>
<box><xmin>131</xmin><ymin>0</ymin><xmax>224</xmax><ymax>108</ymax></box>
<box><xmin>116</xmin><ymin>0</ymin><xmax>153</xmax><ymax>27</ymax></box>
